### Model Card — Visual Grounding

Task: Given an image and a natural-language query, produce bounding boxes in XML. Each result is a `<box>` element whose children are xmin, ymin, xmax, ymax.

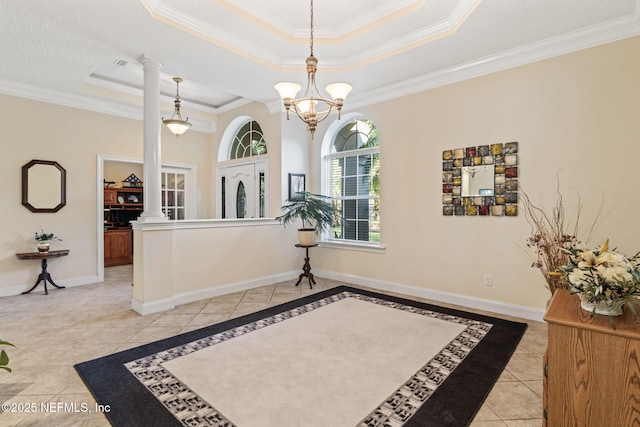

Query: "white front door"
<box><xmin>226</xmin><ymin>164</ymin><xmax>255</xmax><ymax>218</ymax></box>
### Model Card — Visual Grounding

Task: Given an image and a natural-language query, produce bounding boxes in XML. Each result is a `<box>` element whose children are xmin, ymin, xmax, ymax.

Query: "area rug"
<box><xmin>75</xmin><ymin>285</ymin><xmax>527</xmax><ymax>427</ymax></box>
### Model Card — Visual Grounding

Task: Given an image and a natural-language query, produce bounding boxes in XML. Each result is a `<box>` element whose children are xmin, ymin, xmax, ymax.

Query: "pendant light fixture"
<box><xmin>163</xmin><ymin>77</ymin><xmax>191</xmax><ymax>137</ymax></box>
<box><xmin>274</xmin><ymin>0</ymin><xmax>352</xmax><ymax>138</ymax></box>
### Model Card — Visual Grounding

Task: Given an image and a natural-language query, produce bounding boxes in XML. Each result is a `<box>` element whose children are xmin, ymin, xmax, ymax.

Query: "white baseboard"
<box><xmin>130</xmin><ymin>271</ymin><xmax>301</xmax><ymax>315</ymax></box>
<box><xmin>315</xmin><ymin>269</ymin><xmax>545</xmax><ymax>322</ymax></box>
<box><xmin>2</xmin><ymin>268</ymin><xmax>544</xmax><ymax>323</ymax></box>
<box><xmin>132</xmin><ymin>297</ymin><xmax>175</xmax><ymax>315</ymax></box>
<box><xmin>0</xmin><ymin>275</ymin><xmax>100</xmax><ymax>297</ymax></box>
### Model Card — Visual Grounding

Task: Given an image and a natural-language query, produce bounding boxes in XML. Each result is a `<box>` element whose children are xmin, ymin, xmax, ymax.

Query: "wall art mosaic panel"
<box><xmin>442</xmin><ymin>142</ymin><xmax>518</xmax><ymax>216</ymax></box>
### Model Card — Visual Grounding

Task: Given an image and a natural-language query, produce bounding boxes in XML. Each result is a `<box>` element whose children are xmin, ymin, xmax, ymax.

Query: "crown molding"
<box><xmin>348</xmin><ymin>11</ymin><xmax>640</xmax><ymax>111</ymax></box>
<box><xmin>1</xmin><ymin>4</ymin><xmax>638</xmax><ymax>133</ymax></box>
<box><xmin>0</xmin><ymin>78</ymin><xmax>217</xmax><ymax>133</ymax></box>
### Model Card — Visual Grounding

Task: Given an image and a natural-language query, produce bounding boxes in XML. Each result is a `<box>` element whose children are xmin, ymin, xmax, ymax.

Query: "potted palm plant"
<box><xmin>276</xmin><ymin>192</ymin><xmax>335</xmax><ymax>245</ymax></box>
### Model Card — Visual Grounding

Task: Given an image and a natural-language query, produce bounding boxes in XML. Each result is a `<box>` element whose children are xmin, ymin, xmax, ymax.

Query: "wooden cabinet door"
<box><xmin>104</xmin><ymin>229</ymin><xmax>132</xmax><ymax>266</ymax></box>
<box><xmin>104</xmin><ymin>189</ymin><xmax>118</xmax><ymax>204</ymax></box>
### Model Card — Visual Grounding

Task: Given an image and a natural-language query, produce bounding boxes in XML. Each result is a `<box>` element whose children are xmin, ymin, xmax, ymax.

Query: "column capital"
<box><xmin>138</xmin><ymin>55</ymin><xmax>163</xmax><ymax>69</ymax></box>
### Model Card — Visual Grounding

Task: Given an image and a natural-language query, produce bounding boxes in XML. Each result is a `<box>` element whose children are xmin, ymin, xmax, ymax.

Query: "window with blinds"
<box><xmin>326</xmin><ymin>119</ymin><xmax>380</xmax><ymax>243</ymax></box>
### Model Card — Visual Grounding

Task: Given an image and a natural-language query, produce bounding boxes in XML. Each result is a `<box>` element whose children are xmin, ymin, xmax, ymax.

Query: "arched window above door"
<box><xmin>230</xmin><ymin>120</ymin><xmax>267</xmax><ymax>160</ymax></box>
<box><xmin>217</xmin><ymin>117</ymin><xmax>269</xmax><ymax>219</ymax></box>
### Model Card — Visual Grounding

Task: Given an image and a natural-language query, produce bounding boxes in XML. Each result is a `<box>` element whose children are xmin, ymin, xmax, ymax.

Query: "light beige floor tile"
<box><xmin>148</xmin><ymin>313</ymin><xmax>196</xmax><ymax>327</ymax></box>
<box><xmin>0</xmin><ymin>264</ymin><xmax>544</xmax><ymax>426</ymax></box>
<box><xmin>504</xmin><ymin>420</ymin><xmax>543</xmax><ymax>427</ymax></box>
<box><xmin>470</xmin><ymin>421</ymin><xmax>508</xmax><ymax>427</ymax></box>
<box><xmin>484</xmin><ymin>382</ymin><xmax>542</xmax><ymax>420</ymax></box>
<box><xmin>128</xmin><ymin>326</ymin><xmax>185</xmax><ymax>343</ymax></box>
<box><xmin>473</xmin><ymin>404</ymin><xmax>502</xmax><ymax>421</ymax></box>
<box><xmin>188</xmin><ymin>313</ymin><xmax>230</xmax><ymax>326</ymax></box>
<box><xmin>504</xmin><ymin>353</ymin><xmax>544</xmax><ymax>382</ymax></box>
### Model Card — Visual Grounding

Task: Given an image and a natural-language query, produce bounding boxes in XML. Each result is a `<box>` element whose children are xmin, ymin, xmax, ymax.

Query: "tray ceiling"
<box><xmin>0</xmin><ymin>0</ymin><xmax>638</xmax><ymax>131</ymax></box>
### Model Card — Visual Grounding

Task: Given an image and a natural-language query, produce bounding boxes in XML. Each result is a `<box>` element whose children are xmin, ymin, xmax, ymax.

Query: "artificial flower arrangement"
<box><xmin>34</xmin><ymin>227</ymin><xmax>62</xmax><ymax>243</ymax></box>
<box><xmin>563</xmin><ymin>238</ymin><xmax>640</xmax><ymax>318</ymax></box>
<box><xmin>34</xmin><ymin>227</ymin><xmax>62</xmax><ymax>252</ymax></box>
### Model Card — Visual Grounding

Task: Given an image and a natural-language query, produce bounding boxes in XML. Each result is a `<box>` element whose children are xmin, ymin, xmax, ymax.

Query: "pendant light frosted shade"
<box><xmin>326</xmin><ymin>83</ymin><xmax>352</xmax><ymax>101</ymax></box>
<box><xmin>162</xmin><ymin>77</ymin><xmax>191</xmax><ymax>138</ymax></box>
<box><xmin>274</xmin><ymin>82</ymin><xmax>302</xmax><ymax>100</ymax></box>
<box><xmin>163</xmin><ymin>119</ymin><xmax>191</xmax><ymax>136</ymax></box>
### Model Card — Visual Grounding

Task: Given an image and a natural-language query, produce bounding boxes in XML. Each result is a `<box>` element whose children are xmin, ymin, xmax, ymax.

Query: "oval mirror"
<box><xmin>21</xmin><ymin>159</ymin><xmax>66</xmax><ymax>213</ymax></box>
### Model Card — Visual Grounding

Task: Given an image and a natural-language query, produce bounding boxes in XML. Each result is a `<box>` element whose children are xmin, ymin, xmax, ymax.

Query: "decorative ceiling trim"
<box><xmin>141</xmin><ymin>0</ymin><xmax>480</xmax><ymax>71</ymax></box>
<box><xmin>1</xmin><ymin>5</ymin><xmax>638</xmax><ymax>133</ymax></box>
<box><xmin>347</xmin><ymin>11</ymin><xmax>640</xmax><ymax>111</ymax></box>
<box><xmin>218</xmin><ymin>0</ymin><xmax>427</xmax><ymax>40</ymax></box>
<box><xmin>281</xmin><ymin>0</ymin><xmax>481</xmax><ymax>70</ymax></box>
<box><xmin>0</xmin><ymin>78</ymin><xmax>217</xmax><ymax>133</ymax></box>
<box><xmin>140</xmin><ymin>0</ymin><xmax>281</xmax><ymax>69</ymax></box>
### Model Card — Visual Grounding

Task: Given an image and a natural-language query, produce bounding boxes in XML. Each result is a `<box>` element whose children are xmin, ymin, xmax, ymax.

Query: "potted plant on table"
<box><xmin>276</xmin><ymin>191</ymin><xmax>335</xmax><ymax>245</ymax></box>
<box><xmin>34</xmin><ymin>227</ymin><xmax>62</xmax><ymax>253</ymax></box>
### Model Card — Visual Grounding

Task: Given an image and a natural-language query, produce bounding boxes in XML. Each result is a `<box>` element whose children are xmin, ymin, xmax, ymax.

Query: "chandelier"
<box><xmin>163</xmin><ymin>77</ymin><xmax>191</xmax><ymax>137</ymax></box>
<box><xmin>274</xmin><ymin>0</ymin><xmax>352</xmax><ymax>138</ymax></box>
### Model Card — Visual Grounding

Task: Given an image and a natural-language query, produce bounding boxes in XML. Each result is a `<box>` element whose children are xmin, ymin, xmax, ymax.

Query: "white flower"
<box><xmin>596</xmin><ymin>251</ymin><xmax>627</xmax><ymax>268</ymax></box>
<box><xmin>599</xmin><ymin>265</ymin><xmax>633</xmax><ymax>284</ymax></box>
<box><xmin>577</xmin><ymin>250</ymin><xmax>597</xmax><ymax>269</ymax></box>
<box><xmin>568</xmin><ymin>268</ymin><xmax>589</xmax><ymax>285</ymax></box>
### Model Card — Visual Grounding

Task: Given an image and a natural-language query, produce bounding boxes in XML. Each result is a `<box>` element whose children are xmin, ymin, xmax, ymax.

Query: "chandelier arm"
<box><xmin>273</xmin><ymin>0</ymin><xmax>350</xmax><ymax>138</ymax></box>
<box><xmin>291</xmin><ymin>101</ymin><xmax>336</xmax><ymax>125</ymax></box>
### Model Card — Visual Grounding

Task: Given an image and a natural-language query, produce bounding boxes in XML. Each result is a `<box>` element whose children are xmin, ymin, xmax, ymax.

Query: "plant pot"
<box><xmin>577</xmin><ymin>294</ymin><xmax>623</xmax><ymax>316</ymax></box>
<box><xmin>297</xmin><ymin>229</ymin><xmax>317</xmax><ymax>246</ymax></box>
<box><xmin>37</xmin><ymin>242</ymin><xmax>50</xmax><ymax>253</ymax></box>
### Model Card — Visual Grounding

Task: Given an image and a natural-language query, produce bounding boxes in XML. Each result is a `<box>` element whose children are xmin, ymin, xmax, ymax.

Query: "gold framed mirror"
<box><xmin>21</xmin><ymin>159</ymin><xmax>67</xmax><ymax>213</ymax></box>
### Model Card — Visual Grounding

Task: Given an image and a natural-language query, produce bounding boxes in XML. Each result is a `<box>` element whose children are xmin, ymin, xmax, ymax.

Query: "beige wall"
<box><xmin>0</xmin><ymin>96</ymin><xmax>212</xmax><ymax>295</ymax></box>
<box><xmin>1</xmin><ymin>36</ymin><xmax>638</xmax><ymax>315</ymax></box>
<box><xmin>312</xmin><ymin>36</ymin><xmax>640</xmax><ymax>310</ymax></box>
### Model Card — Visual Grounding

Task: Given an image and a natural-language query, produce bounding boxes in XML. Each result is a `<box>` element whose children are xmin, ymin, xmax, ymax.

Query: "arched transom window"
<box><xmin>230</xmin><ymin>120</ymin><xmax>267</xmax><ymax>160</ymax></box>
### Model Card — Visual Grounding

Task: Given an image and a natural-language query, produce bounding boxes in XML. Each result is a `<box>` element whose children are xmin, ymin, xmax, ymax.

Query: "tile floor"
<box><xmin>0</xmin><ymin>265</ymin><xmax>545</xmax><ymax>426</ymax></box>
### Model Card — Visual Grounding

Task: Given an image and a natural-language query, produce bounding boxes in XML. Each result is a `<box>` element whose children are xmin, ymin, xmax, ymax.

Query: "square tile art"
<box><xmin>442</xmin><ymin>142</ymin><xmax>518</xmax><ymax>216</ymax></box>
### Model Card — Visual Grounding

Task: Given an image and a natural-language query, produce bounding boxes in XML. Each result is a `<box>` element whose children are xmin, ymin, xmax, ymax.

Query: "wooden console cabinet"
<box><xmin>104</xmin><ymin>228</ymin><xmax>132</xmax><ymax>267</ymax></box>
<box><xmin>543</xmin><ymin>290</ymin><xmax>640</xmax><ymax>426</ymax></box>
<box><xmin>104</xmin><ymin>187</ymin><xmax>142</xmax><ymax>266</ymax></box>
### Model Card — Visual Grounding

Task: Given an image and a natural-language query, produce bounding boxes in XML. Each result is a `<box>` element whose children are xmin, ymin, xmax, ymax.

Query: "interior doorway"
<box><xmin>96</xmin><ymin>155</ymin><xmax>196</xmax><ymax>282</ymax></box>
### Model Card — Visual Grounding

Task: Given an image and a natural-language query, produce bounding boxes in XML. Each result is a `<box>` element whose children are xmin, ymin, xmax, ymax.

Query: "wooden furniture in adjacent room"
<box><xmin>104</xmin><ymin>187</ymin><xmax>142</xmax><ymax>266</ymax></box>
<box><xmin>16</xmin><ymin>249</ymin><xmax>70</xmax><ymax>295</ymax></box>
<box><xmin>543</xmin><ymin>289</ymin><xmax>640</xmax><ymax>426</ymax></box>
<box><xmin>104</xmin><ymin>228</ymin><xmax>133</xmax><ymax>267</ymax></box>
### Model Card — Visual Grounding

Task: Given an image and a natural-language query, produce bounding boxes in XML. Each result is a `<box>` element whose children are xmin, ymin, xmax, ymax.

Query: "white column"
<box><xmin>138</xmin><ymin>55</ymin><xmax>166</xmax><ymax>222</ymax></box>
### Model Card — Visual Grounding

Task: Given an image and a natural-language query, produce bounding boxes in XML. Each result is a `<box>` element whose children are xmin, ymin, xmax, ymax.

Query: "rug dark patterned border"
<box><xmin>124</xmin><ymin>291</ymin><xmax>493</xmax><ymax>427</ymax></box>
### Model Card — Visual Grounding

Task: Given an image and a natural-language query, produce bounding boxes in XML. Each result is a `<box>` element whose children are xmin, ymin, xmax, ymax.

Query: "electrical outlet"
<box><xmin>484</xmin><ymin>275</ymin><xmax>492</xmax><ymax>286</ymax></box>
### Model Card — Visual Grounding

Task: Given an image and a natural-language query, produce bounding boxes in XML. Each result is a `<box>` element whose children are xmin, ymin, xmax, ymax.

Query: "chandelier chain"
<box><xmin>309</xmin><ymin>0</ymin><xmax>314</xmax><ymax>57</ymax></box>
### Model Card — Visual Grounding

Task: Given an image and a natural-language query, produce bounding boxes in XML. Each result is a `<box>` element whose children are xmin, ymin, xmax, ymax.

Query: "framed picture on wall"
<box><xmin>288</xmin><ymin>173</ymin><xmax>306</xmax><ymax>200</ymax></box>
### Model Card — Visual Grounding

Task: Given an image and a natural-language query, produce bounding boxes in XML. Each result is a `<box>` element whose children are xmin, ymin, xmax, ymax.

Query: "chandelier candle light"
<box><xmin>163</xmin><ymin>77</ymin><xmax>191</xmax><ymax>137</ymax></box>
<box><xmin>274</xmin><ymin>0</ymin><xmax>352</xmax><ymax>138</ymax></box>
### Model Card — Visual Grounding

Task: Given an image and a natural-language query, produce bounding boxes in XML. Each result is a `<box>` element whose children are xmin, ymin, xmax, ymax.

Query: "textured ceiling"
<box><xmin>1</xmin><ymin>0</ymin><xmax>639</xmax><ymax>132</ymax></box>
